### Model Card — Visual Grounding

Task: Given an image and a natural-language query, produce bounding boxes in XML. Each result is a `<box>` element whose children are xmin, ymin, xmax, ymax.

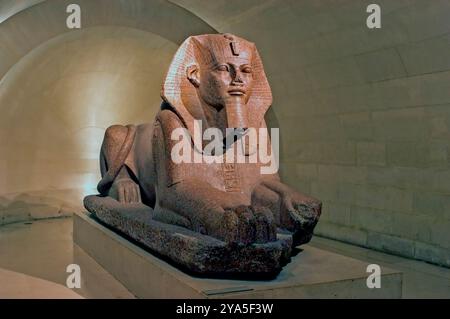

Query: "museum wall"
<box><xmin>0</xmin><ymin>0</ymin><xmax>448</xmax><ymax>267</ymax></box>
<box><xmin>172</xmin><ymin>0</ymin><xmax>450</xmax><ymax>267</ymax></box>
<box><xmin>0</xmin><ymin>27</ymin><xmax>178</xmax><ymax>224</ymax></box>
<box><xmin>0</xmin><ymin>0</ymin><xmax>214</xmax><ymax>225</ymax></box>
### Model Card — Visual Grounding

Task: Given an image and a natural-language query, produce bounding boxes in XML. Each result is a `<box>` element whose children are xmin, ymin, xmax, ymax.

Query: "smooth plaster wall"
<box><xmin>0</xmin><ymin>0</ymin><xmax>215</xmax><ymax>226</ymax></box>
<box><xmin>172</xmin><ymin>0</ymin><xmax>450</xmax><ymax>267</ymax></box>
<box><xmin>0</xmin><ymin>26</ymin><xmax>178</xmax><ymax>225</ymax></box>
<box><xmin>0</xmin><ymin>0</ymin><xmax>215</xmax><ymax>79</ymax></box>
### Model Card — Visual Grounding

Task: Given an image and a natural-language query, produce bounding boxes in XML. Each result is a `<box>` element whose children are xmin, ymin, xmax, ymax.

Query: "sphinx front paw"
<box><xmin>110</xmin><ymin>178</ymin><xmax>141</xmax><ymax>204</ymax></box>
<box><xmin>281</xmin><ymin>196</ymin><xmax>321</xmax><ymax>246</ymax></box>
<box><xmin>220</xmin><ymin>206</ymin><xmax>277</xmax><ymax>245</ymax></box>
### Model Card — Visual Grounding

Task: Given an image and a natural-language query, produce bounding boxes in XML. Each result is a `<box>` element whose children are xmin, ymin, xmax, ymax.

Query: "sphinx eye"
<box><xmin>241</xmin><ymin>66</ymin><xmax>252</xmax><ymax>73</ymax></box>
<box><xmin>216</xmin><ymin>64</ymin><xmax>229</xmax><ymax>72</ymax></box>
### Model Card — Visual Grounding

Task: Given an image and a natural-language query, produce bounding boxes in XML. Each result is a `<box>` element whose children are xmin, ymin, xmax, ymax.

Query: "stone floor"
<box><xmin>0</xmin><ymin>267</ymin><xmax>83</xmax><ymax>299</ymax></box>
<box><xmin>0</xmin><ymin>218</ymin><xmax>134</xmax><ymax>298</ymax></box>
<box><xmin>0</xmin><ymin>217</ymin><xmax>448</xmax><ymax>298</ymax></box>
<box><xmin>309</xmin><ymin>237</ymin><xmax>450</xmax><ymax>299</ymax></box>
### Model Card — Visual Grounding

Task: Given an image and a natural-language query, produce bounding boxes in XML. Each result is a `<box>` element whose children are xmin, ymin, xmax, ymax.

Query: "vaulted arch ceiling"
<box><xmin>0</xmin><ymin>0</ymin><xmax>217</xmax><ymax>214</ymax></box>
<box><xmin>0</xmin><ymin>0</ymin><xmax>217</xmax><ymax>80</ymax></box>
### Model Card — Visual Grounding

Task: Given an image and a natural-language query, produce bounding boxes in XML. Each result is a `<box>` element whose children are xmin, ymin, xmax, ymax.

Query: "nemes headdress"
<box><xmin>161</xmin><ymin>33</ymin><xmax>273</xmax><ymax>136</ymax></box>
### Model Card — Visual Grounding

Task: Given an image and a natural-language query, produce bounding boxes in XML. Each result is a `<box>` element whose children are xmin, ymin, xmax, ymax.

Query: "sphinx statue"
<box><xmin>84</xmin><ymin>34</ymin><xmax>321</xmax><ymax>277</ymax></box>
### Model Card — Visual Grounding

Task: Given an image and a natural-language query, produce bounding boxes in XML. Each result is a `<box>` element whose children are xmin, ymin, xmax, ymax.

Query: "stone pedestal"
<box><xmin>83</xmin><ymin>195</ymin><xmax>291</xmax><ymax>276</ymax></box>
<box><xmin>73</xmin><ymin>212</ymin><xmax>402</xmax><ymax>298</ymax></box>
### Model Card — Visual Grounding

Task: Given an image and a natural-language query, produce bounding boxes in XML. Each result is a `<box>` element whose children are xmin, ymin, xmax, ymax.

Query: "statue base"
<box><xmin>83</xmin><ymin>195</ymin><xmax>292</xmax><ymax>277</ymax></box>
<box><xmin>73</xmin><ymin>211</ymin><xmax>403</xmax><ymax>298</ymax></box>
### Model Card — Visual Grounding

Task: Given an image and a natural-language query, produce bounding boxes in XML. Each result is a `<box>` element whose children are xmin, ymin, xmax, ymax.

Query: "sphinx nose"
<box><xmin>231</xmin><ymin>79</ymin><xmax>244</xmax><ymax>87</ymax></box>
<box><xmin>231</xmin><ymin>71</ymin><xmax>244</xmax><ymax>85</ymax></box>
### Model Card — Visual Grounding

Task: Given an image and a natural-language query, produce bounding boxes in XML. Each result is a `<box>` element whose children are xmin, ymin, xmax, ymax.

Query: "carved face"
<box><xmin>186</xmin><ymin>34</ymin><xmax>255</xmax><ymax>112</ymax></box>
<box><xmin>197</xmin><ymin>56</ymin><xmax>254</xmax><ymax>111</ymax></box>
<box><xmin>163</xmin><ymin>33</ymin><xmax>272</xmax><ymax>134</ymax></box>
<box><xmin>168</xmin><ymin>34</ymin><xmax>272</xmax><ymax>131</ymax></box>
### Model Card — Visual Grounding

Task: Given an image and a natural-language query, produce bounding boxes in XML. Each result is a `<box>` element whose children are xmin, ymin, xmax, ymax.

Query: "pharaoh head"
<box><xmin>187</xmin><ymin>34</ymin><xmax>254</xmax><ymax>111</ymax></box>
<box><xmin>162</xmin><ymin>33</ymin><xmax>272</xmax><ymax>134</ymax></box>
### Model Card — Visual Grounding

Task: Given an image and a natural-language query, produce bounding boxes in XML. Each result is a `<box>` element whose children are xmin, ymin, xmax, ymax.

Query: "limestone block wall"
<box><xmin>174</xmin><ymin>0</ymin><xmax>450</xmax><ymax>267</ymax></box>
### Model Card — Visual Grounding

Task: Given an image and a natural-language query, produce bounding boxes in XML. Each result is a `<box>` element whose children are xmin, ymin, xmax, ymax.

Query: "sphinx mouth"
<box><xmin>228</xmin><ymin>88</ymin><xmax>246</xmax><ymax>96</ymax></box>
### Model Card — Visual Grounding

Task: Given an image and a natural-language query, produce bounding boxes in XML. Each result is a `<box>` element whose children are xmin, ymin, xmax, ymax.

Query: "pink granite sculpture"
<box><xmin>84</xmin><ymin>34</ymin><xmax>321</xmax><ymax>276</ymax></box>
